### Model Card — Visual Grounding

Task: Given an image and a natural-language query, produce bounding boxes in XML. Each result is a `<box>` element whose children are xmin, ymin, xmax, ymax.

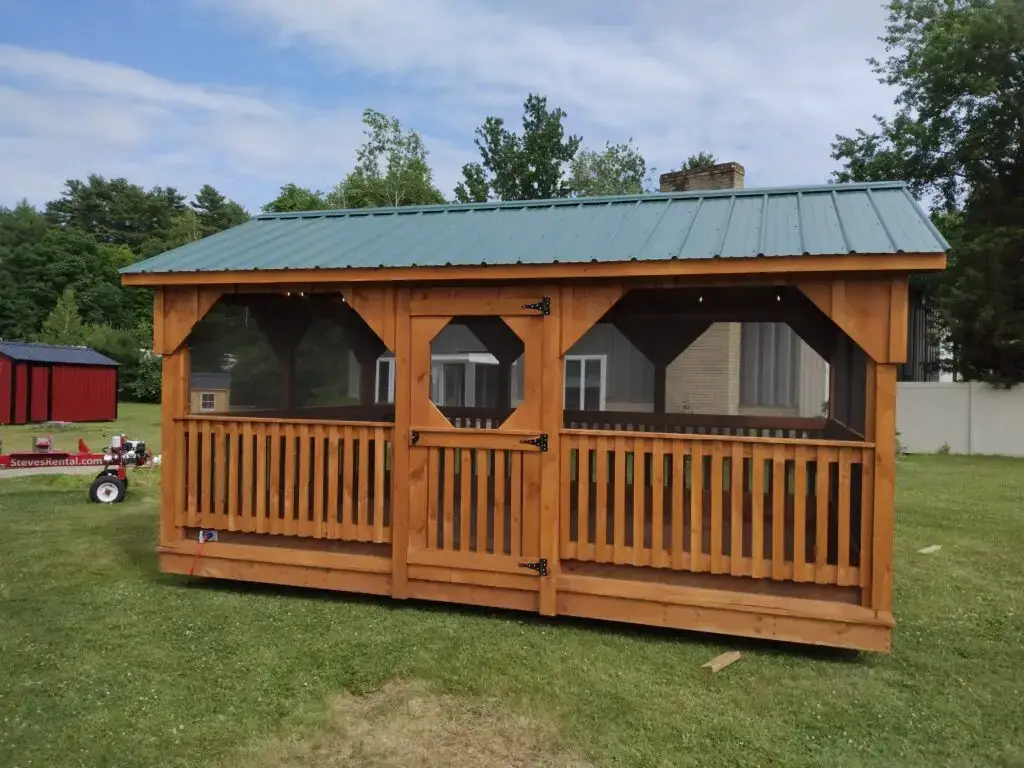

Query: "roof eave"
<box><xmin>121</xmin><ymin>251</ymin><xmax>948</xmax><ymax>288</ymax></box>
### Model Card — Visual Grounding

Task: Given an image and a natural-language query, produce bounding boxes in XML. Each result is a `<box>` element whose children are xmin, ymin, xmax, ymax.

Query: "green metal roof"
<box><xmin>120</xmin><ymin>181</ymin><xmax>949</xmax><ymax>276</ymax></box>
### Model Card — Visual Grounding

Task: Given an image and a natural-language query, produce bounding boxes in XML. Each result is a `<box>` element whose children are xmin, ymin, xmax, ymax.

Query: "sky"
<box><xmin>0</xmin><ymin>0</ymin><xmax>898</xmax><ymax>213</ymax></box>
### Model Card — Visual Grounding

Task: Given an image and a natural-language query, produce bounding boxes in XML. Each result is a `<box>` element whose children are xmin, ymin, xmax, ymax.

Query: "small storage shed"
<box><xmin>120</xmin><ymin>174</ymin><xmax>949</xmax><ymax>653</ymax></box>
<box><xmin>0</xmin><ymin>341</ymin><xmax>119</xmax><ymax>425</ymax></box>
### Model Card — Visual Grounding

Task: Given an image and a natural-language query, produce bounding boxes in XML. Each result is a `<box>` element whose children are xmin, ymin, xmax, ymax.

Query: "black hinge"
<box><xmin>519</xmin><ymin>558</ymin><xmax>548</xmax><ymax>577</ymax></box>
<box><xmin>410</xmin><ymin>430</ymin><xmax>420</xmax><ymax>445</ymax></box>
<box><xmin>519</xmin><ymin>433</ymin><xmax>548</xmax><ymax>452</ymax></box>
<box><xmin>521</xmin><ymin>297</ymin><xmax>551</xmax><ymax>315</ymax></box>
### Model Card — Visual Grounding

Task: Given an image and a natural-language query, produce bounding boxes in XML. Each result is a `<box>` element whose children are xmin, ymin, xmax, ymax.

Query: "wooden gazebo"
<box><xmin>121</xmin><ymin>181</ymin><xmax>948</xmax><ymax>652</ymax></box>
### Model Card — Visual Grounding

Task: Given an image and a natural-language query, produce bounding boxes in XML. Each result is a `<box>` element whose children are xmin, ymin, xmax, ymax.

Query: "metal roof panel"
<box><xmin>120</xmin><ymin>181</ymin><xmax>948</xmax><ymax>276</ymax></box>
<box><xmin>0</xmin><ymin>341</ymin><xmax>119</xmax><ymax>366</ymax></box>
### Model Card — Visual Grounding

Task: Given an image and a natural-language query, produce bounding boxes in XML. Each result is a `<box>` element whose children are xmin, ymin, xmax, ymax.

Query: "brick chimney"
<box><xmin>659</xmin><ymin>161</ymin><xmax>745</xmax><ymax>192</ymax></box>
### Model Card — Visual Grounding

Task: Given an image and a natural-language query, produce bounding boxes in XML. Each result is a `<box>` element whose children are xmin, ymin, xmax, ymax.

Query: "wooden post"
<box><xmin>160</xmin><ymin>346</ymin><xmax>189</xmax><ymax>547</ymax></box>
<box><xmin>539</xmin><ymin>285</ymin><xmax>564</xmax><ymax>616</ymax></box>
<box><xmin>390</xmin><ymin>288</ymin><xmax>412</xmax><ymax>598</ymax></box>
<box><xmin>870</xmin><ymin>363</ymin><xmax>897</xmax><ymax>614</ymax></box>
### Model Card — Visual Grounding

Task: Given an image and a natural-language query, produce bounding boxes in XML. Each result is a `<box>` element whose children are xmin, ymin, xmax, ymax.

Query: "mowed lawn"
<box><xmin>0</xmin><ymin>402</ymin><xmax>163</xmax><ymax>455</ymax></box>
<box><xmin>1</xmin><ymin>447</ymin><xmax>1022</xmax><ymax>766</ymax></box>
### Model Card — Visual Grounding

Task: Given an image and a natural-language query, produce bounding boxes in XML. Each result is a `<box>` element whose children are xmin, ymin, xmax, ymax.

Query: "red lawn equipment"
<box><xmin>88</xmin><ymin>434</ymin><xmax>155</xmax><ymax>503</ymax></box>
<box><xmin>0</xmin><ymin>433</ymin><xmax>154</xmax><ymax>503</ymax></box>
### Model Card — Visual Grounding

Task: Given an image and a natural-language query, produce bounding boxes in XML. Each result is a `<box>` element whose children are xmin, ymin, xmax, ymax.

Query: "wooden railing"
<box><xmin>560</xmin><ymin>429</ymin><xmax>874</xmax><ymax>587</ymax></box>
<box><xmin>174</xmin><ymin>416</ymin><xmax>393</xmax><ymax>542</ymax></box>
<box><xmin>419</xmin><ymin>445</ymin><xmax>526</xmax><ymax>556</ymax></box>
<box><xmin>563</xmin><ymin>410</ymin><xmax>863</xmax><ymax>441</ymax></box>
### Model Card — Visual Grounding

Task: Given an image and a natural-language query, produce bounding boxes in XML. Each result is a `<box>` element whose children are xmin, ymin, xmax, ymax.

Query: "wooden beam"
<box><xmin>560</xmin><ymin>284</ymin><xmax>623</xmax><ymax>355</ymax></box>
<box><xmin>154</xmin><ymin>286</ymin><xmax>223</xmax><ymax>354</ymax></box>
<box><xmin>342</xmin><ymin>286</ymin><xmax>397</xmax><ymax>351</ymax></box>
<box><xmin>798</xmin><ymin>278</ymin><xmax>910</xmax><ymax>364</ymax></box>
<box><xmin>122</xmin><ymin>252</ymin><xmax>948</xmax><ymax>288</ymax></box>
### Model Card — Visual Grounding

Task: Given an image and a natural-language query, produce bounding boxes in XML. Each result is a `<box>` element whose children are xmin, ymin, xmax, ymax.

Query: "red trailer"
<box><xmin>0</xmin><ymin>341</ymin><xmax>119</xmax><ymax>425</ymax></box>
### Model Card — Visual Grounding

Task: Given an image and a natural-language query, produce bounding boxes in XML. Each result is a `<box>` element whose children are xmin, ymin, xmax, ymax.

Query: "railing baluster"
<box><xmin>710</xmin><ymin>442</ymin><xmax>724</xmax><ymax>574</ymax></box>
<box><xmin>690</xmin><ymin>441</ymin><xmax>704</xmax><ymax>572</ymax></box>
<box><xmin>793</xmin><ymin>445</ymin><xmax>810</xmax><ymax>581</ymax></box>
<box><xmin>561</xmin><ymin>439</ymin><xmax>576</xmax><ymax>559</ymax></box>
<box><xmin>814</xmin><ymin>445</ymin><xmax>830</xmax><ymax>582</ymax></box>
<box><xmin>729</xmin><ymin>442</ymin><xmax>745</xmax><ymax>577</ymax></box>
<box><xmin>751</xmin><ymin>444</ymin><xmax>765</xmax><ymax>578</ymax></box>
<box><xmin>595</xmin><ymin>435</ymin><xmax>610</xmax><ymax>563</ymax></box>
<box><xmin>838</xmin><ymin>451</ymin><xmax>853</xmax><ymax>584</ymax></box>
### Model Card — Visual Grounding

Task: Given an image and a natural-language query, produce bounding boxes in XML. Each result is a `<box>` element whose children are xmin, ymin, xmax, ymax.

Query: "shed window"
<box><xmin>740</xmin><ymin>323</ymin><xmax>800</xmax><ymax>408</ymax></box>
<box><xmin>200</xmin><ymin>392</ymin><xmax>216</xmax><ymax>411</ymax></box>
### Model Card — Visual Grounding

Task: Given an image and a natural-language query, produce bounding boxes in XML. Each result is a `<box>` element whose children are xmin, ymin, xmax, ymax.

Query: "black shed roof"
<box><xmin>0</xmin><ymin>341</ymin><xmax>119</xmax><ymax>366</ymax></box>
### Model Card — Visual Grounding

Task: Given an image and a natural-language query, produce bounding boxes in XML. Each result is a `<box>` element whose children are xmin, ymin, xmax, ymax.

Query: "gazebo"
<box><xmin>121</xmin><ymin>172</ymin><xmax>947</xmax><ymax>652</ymax></box>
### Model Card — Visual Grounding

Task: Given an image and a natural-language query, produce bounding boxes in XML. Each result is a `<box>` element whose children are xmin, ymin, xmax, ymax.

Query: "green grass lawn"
<box><xmin>0</xmin><ymin>401</ymin><xmax>163</xmax><ymax>455</ymax></box>
<box><xmin>0</xmin><ymin>455</ymin><xmax>1022</xmax><ymax>767</ymax></box>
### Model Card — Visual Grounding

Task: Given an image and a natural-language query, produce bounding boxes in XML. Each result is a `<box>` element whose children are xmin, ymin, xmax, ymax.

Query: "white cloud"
<box><xmin>0</xmin><ymin>45</ymin><xmax>465</xmax><ymax>210</ymax></box>
<box><xmin>198</xmin><ymin>0</ymin><xmax>899</xmax><ymax>185</ymax></box>
<box><xmin>0</xmin><ymin>2</ymin><xmax>900</xmax><ymax>213</ymax></box>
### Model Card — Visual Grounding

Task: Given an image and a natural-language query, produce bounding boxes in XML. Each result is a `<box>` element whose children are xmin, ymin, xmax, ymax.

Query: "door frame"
<box><xmin>403</xmin><ymin>289</ymin><xmax>551</xmax><ymax>590</ymax></box>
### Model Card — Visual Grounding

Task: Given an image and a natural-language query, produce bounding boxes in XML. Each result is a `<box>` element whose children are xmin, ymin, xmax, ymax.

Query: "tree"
<box><xmin>191</xmin><ymin>184</ymin><xmax>250</xmax><ymax>236</ymax></box>
<box><xmin>329</xmin><ymin>108</ymin><xmax>445</xmax><ymax>209</ymax></box>
<box><xmin>454</xmin><ymin>93</ymin><xmax>582</xmax><ymax>202</ymax></box>
<box><xmin>261</xmin><ymin>184</ymin><xmax>329</xmax><ymax>214</ymax></box>
<box><xmin>45</xmin><ymin>175</ymin><xmax>186</xmax><ymax>256</ymax></box>
<box><xmin>831</xmin><ymin>0</ymin><xmax>1024</xmax><ymax>386</ymax></box>
<box><xmin>569</xmin><ymin>140</ymin><xmax>651</xmax><ymax>197</ymax></box>
<box><xmin>36</xmin><ymin>287</ymin><xmax>86</xmax><ymax>346</ymax></box>
<box><xmin>680</xmin><ymin>152</ymin><xmax>718</xmax><ymax>172</ymax></box>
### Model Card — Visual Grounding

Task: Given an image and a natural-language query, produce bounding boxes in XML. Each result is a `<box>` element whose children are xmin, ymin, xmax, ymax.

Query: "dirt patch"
<box><xmin>236</xmin><ymin>679</ymin><xmax>591</xmax><ymax>768</ymax></box>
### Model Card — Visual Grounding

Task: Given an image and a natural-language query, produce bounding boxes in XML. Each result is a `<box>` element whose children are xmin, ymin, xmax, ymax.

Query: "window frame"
<box><xmin>563</xmin><ymin>354</ymin><xmax>607</xmax><ymax>411</ymax></box>
<box><xmin>199</xmin><ymin>392</ymin><xmax>216</xmax><ymax>412</ymax></box>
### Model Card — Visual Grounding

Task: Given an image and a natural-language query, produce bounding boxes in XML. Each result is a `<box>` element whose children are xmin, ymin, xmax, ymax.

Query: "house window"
<box><xmin>375</xmin><ymin>354</ymin><xmax>500</xmax><ymax>408</ymax></box>
<box><xmin>375</xmin><ymin>358</ymin><xmax>395</xmax><ymax>404</ymax></box>
<box><xmin>564</xmin><ymin>355</ymin><xmax>606</xmax><ymax>411</ymax></box>
<box><xmin>740</xmin><ymin>323</ymin><xmax>800</xmax><ymax>408</ymax></box>
<box><xmin>199</xmin><ymin>392</ymin><xmax>216</xmax><ymax>412</ymax></box>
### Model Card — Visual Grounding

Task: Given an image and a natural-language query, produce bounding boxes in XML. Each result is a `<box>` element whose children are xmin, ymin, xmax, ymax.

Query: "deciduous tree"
<box><xmin>832</xmin><ymin>0</ymin><xmax>1024</xmax><ymax>385</ymax></box>
<box><xmin>455</xmin><ymin>94</ymin><xmax>582</xmax><ymax>202</ymax></box>
<box><xmin>329</xmin><ymin>108</ymin><xmax>446</xmax><ymax>208</ymax></box>
<box><xmin>569</xmin><ymin>140</ymin><xmax>651</xmax><ymax>197</ymax></box>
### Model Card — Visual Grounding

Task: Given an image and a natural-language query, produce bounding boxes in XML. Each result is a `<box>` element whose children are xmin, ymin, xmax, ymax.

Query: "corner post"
<box><xmin>390</xmin><ymin>288</ymin><xmax>412</xmax><ymax>598</ymax></box>
<box><xmin>870</xmin><ymin>363</ymin><xmax>897</xmax><ymax>615</ymax></box>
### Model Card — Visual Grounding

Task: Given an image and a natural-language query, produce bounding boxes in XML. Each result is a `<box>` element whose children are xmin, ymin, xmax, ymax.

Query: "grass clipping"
<box><xmin>240</xmin><ymin>680</ymin><xmax>591</xmax><ymax>768</ymax></box>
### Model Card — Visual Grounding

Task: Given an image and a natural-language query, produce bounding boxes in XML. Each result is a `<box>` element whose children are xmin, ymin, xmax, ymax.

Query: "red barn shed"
<box><xmin>0</xmin><ymin>341</ymin><xmax>119</xmax><ymax>425</ymax></box>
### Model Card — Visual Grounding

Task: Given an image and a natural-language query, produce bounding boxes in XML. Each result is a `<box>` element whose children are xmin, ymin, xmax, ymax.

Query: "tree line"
<box><xmin>1</xmin><ymin>0</ymin><xmax>1020</xmax><ymax>394</ymax></box>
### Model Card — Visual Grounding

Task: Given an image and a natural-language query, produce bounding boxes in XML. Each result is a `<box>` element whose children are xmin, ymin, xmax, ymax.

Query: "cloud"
<box><xmin>0</xmin><ymin>2</ymin><xmax>900</xmax><ymax>213</ymax></box>
<box><xmin>198</xmin><ymin>0</ymin><xmax>899</xmax><ymax>185</ymax></box>
<box><xmin>0</xmin><ymin>44</ymin><xmax>464</xmax><ymax>210</ymax></box>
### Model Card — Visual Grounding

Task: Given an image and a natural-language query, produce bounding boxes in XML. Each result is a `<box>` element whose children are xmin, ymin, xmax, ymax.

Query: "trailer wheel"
<box><xmin>90</xmin><ymin>475</ymin><xmax>126</xmax><ymax>504</ymax></box>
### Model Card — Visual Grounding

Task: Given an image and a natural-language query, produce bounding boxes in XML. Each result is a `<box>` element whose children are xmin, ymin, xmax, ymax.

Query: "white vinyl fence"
<box><xmin>897</xmin><ymin>382</ymin><xmax>1024</xmax><ymax>457</ymax></box>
